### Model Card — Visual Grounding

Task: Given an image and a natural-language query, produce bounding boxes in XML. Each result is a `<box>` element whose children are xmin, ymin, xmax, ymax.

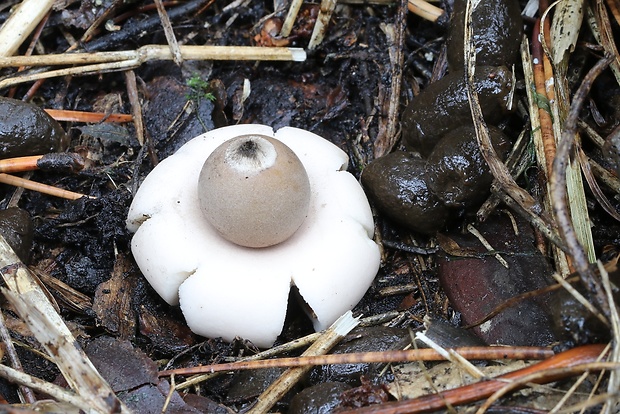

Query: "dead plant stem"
<box><xmin>550</xmin><ymin>55</ymin><xmax>613</xmax><ymax>320</ymax></box>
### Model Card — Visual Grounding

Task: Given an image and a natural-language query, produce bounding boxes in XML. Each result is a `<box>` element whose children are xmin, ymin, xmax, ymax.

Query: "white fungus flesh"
<box><xmin>126</xmin><ymin>125</ymin><xmax>380</xmax><ymax>348</ymax></box>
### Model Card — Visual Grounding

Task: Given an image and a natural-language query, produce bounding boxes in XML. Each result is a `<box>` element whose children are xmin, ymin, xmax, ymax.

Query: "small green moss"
<box><xmin>186</xmin><ymin>74</ymin><xmax>216</xmax><ymax>102</ymax></box>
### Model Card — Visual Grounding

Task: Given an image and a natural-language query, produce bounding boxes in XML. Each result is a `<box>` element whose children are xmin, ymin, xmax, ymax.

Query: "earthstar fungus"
<box><xmin>127</xmin><ymin>124</ymin><xmax>380</xmax><ymax>347</ymax></box>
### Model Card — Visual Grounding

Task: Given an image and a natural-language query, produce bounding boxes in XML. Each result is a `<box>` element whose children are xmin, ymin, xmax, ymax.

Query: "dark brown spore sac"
<box><xmin>426</xmin><ymin>125</ymin><xmax>512</xmax><ymax>208</ymax></box>
<box><xmin>401</xmin><ymin>66</ymin><xmax>513</xmax><ymax>156</ymax></box>
<box><xmin>0</xmin><ymin>97</ymin><xmax>67</xmax><ymax>158</ymax></box>
<box><xmin>361</xmin><ymin>152</ymin><xmax>450</xmax><ymax>235</ymax></box>
<box><xmin>447</xmin><ymin>0</ymin><xmax>523</xmax><ymax>70</ymax></box>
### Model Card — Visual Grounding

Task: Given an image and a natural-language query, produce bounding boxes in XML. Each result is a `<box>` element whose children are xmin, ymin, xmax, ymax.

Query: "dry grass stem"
<box><xmin>466</xmin><ymin>224</ymin><xmax>509</xmax><ymax>268</ymax></box>
<box><xmin>0</xmin><ymin>236</ymin><xmax>129</xmax><ymax>413</ymax></box>
<box><xmin>280</xmin><ymin>0</ymin><xmax>304</xmax><ymax>37</ymax></box>
<box><xmin>415</xmin><ymin>332</ymin><xmax>485</xmax><ymax>379</ymax></box>
<box><xmin>0</xmin><ymin>173</ymin><xmax>93</xmax><ymax>201</ymax></box>
<box><xmin>0</xmin><ymin>45</ymin><xmax>306</xmax><ymax>89</ymax></box>
<box><xmin>161</xmin><ymin>346</ymin><xmax>554</xmax><ymax>376</ymax></box>
<box><xmin>247</xmin><ymin>311</ymin><xmax>359</xmax><ymax>414</ymax></box>
<box><xmin>154</xmin><ymin>0</ymin><xmax>183</xmax><ymax>66</ymax></box>
<box><xmin>521</xmin><ymin>36</ymin><xmax>572</xmax><ymax>276</ymax></box>
<box><xmin>550</xmin><ymin>56</ymin><xmax>613</xmax><ymax>319</ymax></box>
<box><xmin>477</xmin><ymin>129</ymin><xmax>532</xmax><ymax>221</ymax></box>
<box><xmin>588</xmin><ymin>0</ymin><xmax>620</xmax><ymax>86</ymax></box>
<box><xmin>373</xmin><ymin>0</ymin><xmax>407</xmax><ymax>158</ymax></box>
<box><xmin>308</xmin><ymin>0</ymin><xmax>338</xmax><ymax>50</ymax></box>
<box><xmin>543</xmin><ymin>1</ymin><xmax>597</xmax><ymax>265</ymax></box>
<box><xmin>0</xmin><ymin>0</ymin><xmax>55</xmax><ymax>57</ymax></box>
<box><xmin>44</xmin><ymin>109</ymin><xmax>133</xmax><ymax>123</ymax></box>
<box><xmin>550</xmin><ymin>272</ymin><xmax>608</xmax><ymax>325</ymax></box>
<box><xmin>407</xmin><ymin>0</ymin><xmax>445</xmax><ymax>22</ymax></box>
<box><xmin>577</xmin><ymin>148</ymin><xmax>620</xmax><ymax>222</ymax></box>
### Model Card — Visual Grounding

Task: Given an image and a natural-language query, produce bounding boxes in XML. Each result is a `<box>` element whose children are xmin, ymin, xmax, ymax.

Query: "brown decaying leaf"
<box><xmin>93</xmin><ymin>254</ymin><xmax>137</xmax><ymax>340</ymax></box>
<box><xmin>549</xmin><ymin>0</ymin><xmax>583</xmax><ymax>66</ymax></box>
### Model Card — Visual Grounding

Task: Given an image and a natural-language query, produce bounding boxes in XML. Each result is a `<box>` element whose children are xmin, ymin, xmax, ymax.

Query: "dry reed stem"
<box><xmin>44</xmin><ymin>109</ymin><xmax>133</xmax><ymax>123</ymax></box>
<box><xmin>407</xmin><ymin>0</ymin><xmax>444</xmax><ymax>22</ymax></box>
<box><xmin>160</xmin><ymin>346</ymin><xmax>554</xmax><ymax>376</ymax></box>
<box><xmin>550</xmin><ymin>56</ymin><xmax>613</xmax><ymax>319</ymax></box>
<box><xmin>280</xmin><ymin>0</ymin><xmax>304</xmax><ymax>37</ymax></box>
<box><xmin>247</xmin><ymin>311</ymin><xmax>359</xmax><ymax>414</ymax></box>
<box><xmin>0</xmin><ymin>0</ymin><xmax>55</xmax><ymax>57</ymax></box>
<box><xmin>0</xmin><ymin>45</ymin><xmax>306</xmax><ymax>89</ymax></box>
<box><xmin>532</xmin><ymin>22</ymin><xmax>556</xmax><ymax>177</ymax></box>
<box><xmin>0</xmin><ymin>237</ymin><xmax>130</xmax><ymax>413</ymax></box>
<box><xmin>308</xmin><ymin>0</ymin><xmax>338</xmax><ymax>50</ymax></box>
<box><xmin>0</xmin><ymin>173</ymin><xmax>93</xmax><ymax>200</ymax></box>
<box><xmin>338</xmin><ymin>345</ymin><xmax>610</xmax><ymax>414</ymax></box>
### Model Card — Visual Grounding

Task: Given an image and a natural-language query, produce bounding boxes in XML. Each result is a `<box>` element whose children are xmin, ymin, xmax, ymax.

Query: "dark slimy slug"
<box><xmin>401</xmin><ymin>66</ymin><xmax>514</xmax><ymax>156</ymax></box>
<box><xmin>363</xmin><ymin>4</ymin><xmax>520</xmax><ymax>236</ymax></box>
<box><xmin>361</xmin><ymin>152</ymin><xmax>450</xmax><ymax>235</ymax></box>
<box><xmin>0</xmin><ymin>97</ymin><xmax>67</xmax><ymax>159</ymax></box>
<box><xmin>447</xmin><ymin>0</ymin><xmax>523</xmax><ymax>70</ymax></box>
<box><xmin>0</xmin><ymin>207</ymin><xmax>34</xmax><ymax>263</ymax></box>
<box><xmin>426</xmin><ymin>125</ymin><xmax>512</xmax><ymax>208</ymax></box>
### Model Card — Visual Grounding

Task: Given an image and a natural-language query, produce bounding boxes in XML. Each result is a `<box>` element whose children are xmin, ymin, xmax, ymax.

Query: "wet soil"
<box><xmin>0</xmin><ymin>0</ymin><xmax>619</xmax><ymax>412</ymax></box>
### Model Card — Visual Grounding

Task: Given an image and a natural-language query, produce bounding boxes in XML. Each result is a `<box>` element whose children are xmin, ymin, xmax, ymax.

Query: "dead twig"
<box><xmin>0</xmin><ymin>236</ymin><xmax>130</xmax><ymax>413</ymax></box>
<box><xmin>246</xmin><ymin>312</ymin><xmax>359</xmax><ymax>414</ymax></box>
<box><xmin>0</xmin><ymin>0</ymin><xmax>55</xmax><ymax>57</ymax></box>
<box><xmin>0</xmin><ymin>45</ymin><xmax>306</xmax><ymax>89</ymax></box>
<box><xmin>124</xmin><ymin>70</ymin><xmax>145</xmax><ymax>146</ymax></box>
<box><xmin>0</xmin><ymin>310</ymin><xmax>35</xmax><ymax>403</ymax></box>
<box><xmin>0</xmin><ymin>173</ymin><xmax>93</xmax><ymax>201</ymax></box>
<box><xmin>154</xmin><ymin>0</ymin><xmax>183</xmax><ymax>66</ymax></box>
<box><xmin>44</xmin><ymin>109</ymin><xmax>133</xmax><ymax>123</ymax></box>
<box><xmin>337</xmin><ymin>344</ymin><xmax>610</xmax><ymax>414</ymax></box>
<box><xmin>160</xmin><ymin>346</ymin><xmax>554</xmax><ymax>377</ymax></box>
<box><xmin>308</xmin><ymin>0</ymin><xmax>338</xmax><ymax>50</ymax></box>
<box><xmin>550</xmin><ymin>55</ymin><xmax>613</xmax><ymax>320</ymax></box>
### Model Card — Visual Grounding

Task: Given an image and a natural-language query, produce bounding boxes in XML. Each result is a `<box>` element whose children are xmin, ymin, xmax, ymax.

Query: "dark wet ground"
<box><xmin>1</xmin><ymin>0</ymin><xmax>619</xmax><ymax>412</ymax></box>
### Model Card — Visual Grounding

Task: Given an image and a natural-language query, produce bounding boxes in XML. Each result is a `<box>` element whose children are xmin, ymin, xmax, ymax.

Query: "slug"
<box><xmin>426</xmin><ymin>125</ymin><xmax>512</xmax><ymax>208</ymax></box>
<box><xmin>446</xmin><ymin>0</ymin><xmax>523</xmax><ymax>70</ymax></box>
<box><xmin>0</xmin><ymin>207</ymin><xmax>34</xmax><ymax>263</ymax></box>
<box><xmin>362</xmin><ymin>126</ymin><xmax>511</xmax><ymax>234</ymax></box>
<box><xmin>401</xmin><ymin>66</ymin><xmax>514</xmax><ymax>156</ymax></box>
<box><xmin>0</xmin><ymin>97</ymin><xmax>67</xmax><ymax>159</ymax></box>
<box><xmin>361</xmin><ymin>152</ymin><xmax>451</xmax><ymax>235</ymax></box>
<box><xmin>362</xmin><ymin>4</ymin><xmax>519</xmax><ymax>235</ymax></box>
